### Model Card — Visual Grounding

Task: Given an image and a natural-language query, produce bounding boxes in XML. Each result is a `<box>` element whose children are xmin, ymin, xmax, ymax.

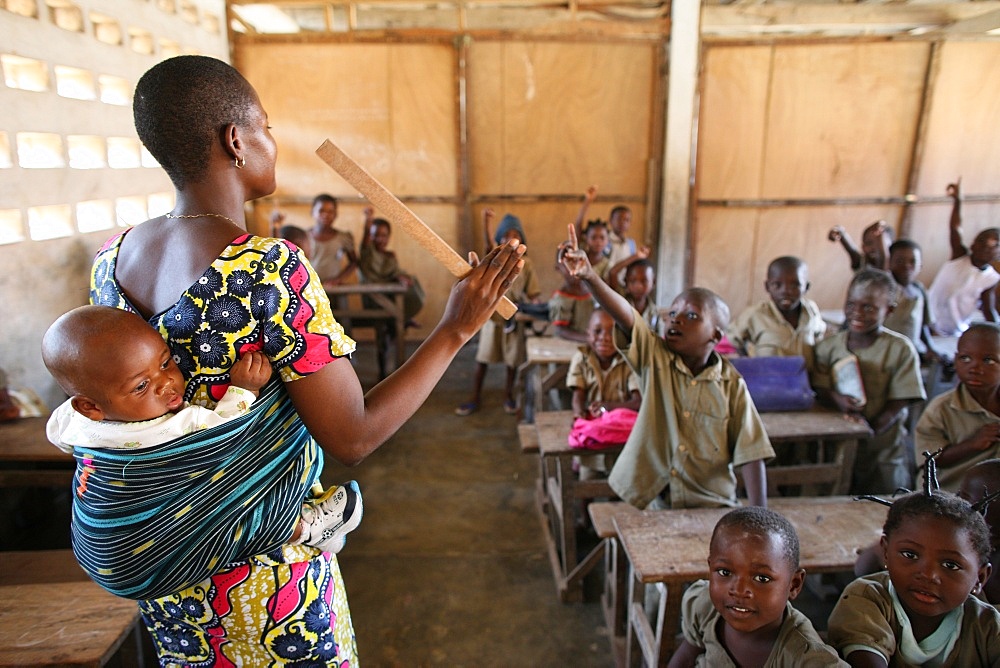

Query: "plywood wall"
<box><xmin>694</xmin><ymin>40</ymin><xmax>1000</xmax><ymax>317</ymax></box>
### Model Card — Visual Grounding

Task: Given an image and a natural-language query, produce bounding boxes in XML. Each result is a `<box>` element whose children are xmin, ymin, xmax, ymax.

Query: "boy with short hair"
<box><xmin>828</xmin><ymin>219</ymin><xmax>893</xmax><ymax>272</ymax></box>
<box><xmin>927</xmin><ymin>180</ymin><xmax>1000</xmax><ymax>336</ymax></box>
<box><xmin>667</xmin><ymin>507</ymin><xmax>847</xmax><ymax>668</ymax></box>
<box><xmin>811</xmin><ymin>269</ymin><xmax>926</xmax><ymax>495</ymax></box>
<box><xmin>884</xmin><ymin>238</ymin><xmax>944</xmax><ymax>362</ymax></box>
<box><xmin>561</xmin><ymin>225</ymin><xmax>774</xmax><ymax>509</ymax></box>
<box><xmin>915</xmin><ymin>322</ymin><xmax>1000</xmax><ymax>491</ymax></box>
<box><xmin>728</xmin><ymin>256</ymin><xmax>826</xmax><ymax>362</ymax></box>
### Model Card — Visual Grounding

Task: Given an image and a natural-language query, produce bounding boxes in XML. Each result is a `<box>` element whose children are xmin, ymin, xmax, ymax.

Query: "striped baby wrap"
<box><xmin>70</xmin><ymin>380</ymin><xmax>321</xmax><ymax>600</ymax></box>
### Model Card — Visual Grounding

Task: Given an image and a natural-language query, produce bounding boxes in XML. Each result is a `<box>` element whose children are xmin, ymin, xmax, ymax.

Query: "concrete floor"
<box><xmin>329</xmin><ymin>337</ymin><xmax>614</xmax><ymax>666</ymax></box>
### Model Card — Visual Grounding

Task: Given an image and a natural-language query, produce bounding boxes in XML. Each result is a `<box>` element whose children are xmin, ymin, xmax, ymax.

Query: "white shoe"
<box><xmin>297</xmin><ymin>481</ymin><xmax>363</xmax><ymax>553</ymax></box>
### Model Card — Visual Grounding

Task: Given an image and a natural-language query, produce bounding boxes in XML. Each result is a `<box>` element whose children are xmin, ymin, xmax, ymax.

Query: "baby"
<box><xmin>43</xmin><ymin>305</ymin><xmax>362</xmax><ymax>554</ymax></box>
<box><xmin>668</xmin><ymin>506</ymin><xmax>846</xmax><ymax>667</ymax></box>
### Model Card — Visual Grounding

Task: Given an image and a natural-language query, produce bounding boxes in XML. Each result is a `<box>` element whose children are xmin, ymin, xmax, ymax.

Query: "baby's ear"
<box><xmin>71</xmin><ymin>395</ymin><xmax>105</xmax><ymax>422</ymax></box>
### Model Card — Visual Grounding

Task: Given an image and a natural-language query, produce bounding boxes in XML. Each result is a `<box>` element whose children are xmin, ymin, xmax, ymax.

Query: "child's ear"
<box><xmin>879</xmin><ymin>534</ymin><xmax>889</xmax><ymax>567</ymax></box>
<box><xmin>712</xmin><ymin>326</ymin><xmax>724</xmax><ymax>343</ymax></box>
<box><xmin>975</xmin><ymin>562</ymin><xmax>992</xmax><ymax>596</ymax></box>
<box><xmin>886</xmin><ymin>302</ymin><xmax>896</xmax><ymax>316</ymax></box>
<box><xmin>71</xmin><ymin>395</ymin><xmax>105</xmax><ymax>422</ymax></box>
<box><xmin>787</xmin><ymin>567</ymin><xmax>806</xmax><ymax>601</ymax></box>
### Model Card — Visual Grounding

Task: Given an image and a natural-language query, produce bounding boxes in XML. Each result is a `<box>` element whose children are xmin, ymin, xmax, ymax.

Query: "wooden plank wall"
<box><xmin>236</xmin><ymin>40</ymin><xmax>656</xmax><ymax>333</ymax></box>
<box><xmin>694</xmin><ymin>41</ymin><xmax>1000</xmax><ymax>315</ymax></box>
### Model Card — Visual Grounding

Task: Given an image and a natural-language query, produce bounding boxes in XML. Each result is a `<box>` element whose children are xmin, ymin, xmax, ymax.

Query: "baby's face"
<box><xmin>89</xmin><ymin>328</ymin><xmax>186</xmax><ymax>422</ymax></box>
<box><xmin>881</xmin><ymin>515</ymin><xmax>989</xmax><ymax>623</ymax></box>
<box><xmin>707</xmin><ymin>526</ymin><xmax>801</xmax><ymax>637</ymax></box>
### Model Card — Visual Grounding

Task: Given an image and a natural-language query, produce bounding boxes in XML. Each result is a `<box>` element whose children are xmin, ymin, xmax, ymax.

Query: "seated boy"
<box><xmin>667</xmin><ymin>507</ymin><xmax>846</xmax><ymax>668</ymax></box>
<box><xmin>561</xmin><ymin>225</ymin><xmax>774</xmax><ymax>510</ymax></box>
<box><xmin>550</xmin><ymin>241</ymin><xmax>596</xmax><ymax>344</ymax></box>
<box><xmin>43</xmin><ymin>305</ymin><xmax>362</xmax><ymax>555</ymax></box>
<box><xmin>728</xmin><ymin>255</ymin><xmax>826</xmax><ymax>362</ymax></box>
<box><xmin>829</xmin><ymin>220</ymin><xmax>893</xmax><ymax>272</ymax></box>
<box><xmin>884</xmin><ymin>239</ymin><xmax>945</xmax><ymax>363</ymax></box>
<box><xmin>915</xmin><ymin>323</ymin><xmax>1000</xmax><ymax>491</ymax></box>
<box><xmin>927</xmin><ymin>180</ymin><xmax>1000</xmax><ymax>336</ymax></box>
<box><xmin>811</xmin><ymin>269</ymin><xmax>926</xmax><ymax>495</ymax></box>
<box><xmin>609</xmin><ymin>257</ymin><xmax>659</xmax><ymax>332</ymax></box>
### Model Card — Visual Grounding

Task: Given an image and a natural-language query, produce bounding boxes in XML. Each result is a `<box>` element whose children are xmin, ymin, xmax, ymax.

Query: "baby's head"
<box><xmin>958</xmin><ymin>458</ymin><xmax>1000</xmax><ymax>552</ymax></box>
<box><xmin>586</xmin><ymin>309</ymin><xmax>616</xmax><ymax>364</ymax></box>
<box><xmin>954</xmin><ymin>323</ymin><xmax>1000</xmax><ymax>393</ymax></box>
<box><xmin>764</xmin><ymin>256</ymin><xmax>809</xmax><ymax>315</ymax></box>
<box><xmin>888</xmin><ymin>239</ymin><xmax>921</xmax><ymax>287</ymax></box>
<box><xmin>608</xmin><ymin>206</ymin><xmax>632</xmax><ymax>236</ymax></box>
<box><xmin>624</xmin><ymin>259</ymin><xmax>655</xmax><ymax>302</ymax></box>
<box><xmin>581</xmin><ymin>219</ymin><xmax>609</xmax><ymax>257</ymax></box>
<box><xmin>42</xmin><ymin>305</ymin><xmax>186</xmax><ymax>423</ymax></box>
<box><xmin>843</xmin><ymin>269</ymin><xmax>896</xmax><ymax>336</ymax></box>
<box><xmin>880</xmin><ymin>491</ymin><xmax>992</xmax><ymax>622</ymax></box>
<box><xmin>707</xmin><ymin>507</ymin><xmax>805</xmax><ymax>637</ymax></box>
<box><xmin>663</xmin><ymin>287</ymin><xmax>729</xmax><ymax>361</ymax></box>
<box><xmin>969</xmin><ymin>228</ymin><xmax>1000</xmax><ymax>269</ymax></box>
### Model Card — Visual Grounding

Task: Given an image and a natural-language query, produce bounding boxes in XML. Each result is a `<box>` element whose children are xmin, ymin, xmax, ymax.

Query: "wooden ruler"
<box><xmin>316</xmin><ymin>140</ymin><xmax>517</xmax><ymax>320</ymax></box>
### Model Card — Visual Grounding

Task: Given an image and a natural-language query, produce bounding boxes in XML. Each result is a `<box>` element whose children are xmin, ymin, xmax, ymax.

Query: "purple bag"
<box><xmin>729</xmin><ymin>355</ymin><xmax>815</xmax><ymax>412</ymax></box>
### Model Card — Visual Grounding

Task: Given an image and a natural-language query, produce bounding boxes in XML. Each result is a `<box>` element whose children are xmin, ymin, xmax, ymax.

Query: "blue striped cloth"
<box><xmin>70</xmin><ymin>380</ymin><xmax>321</xmax><ymax>600</ymax></box>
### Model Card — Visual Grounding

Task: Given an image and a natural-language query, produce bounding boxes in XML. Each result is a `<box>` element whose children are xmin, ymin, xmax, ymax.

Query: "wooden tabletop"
<box><xmin>0</xmin><ymin>417</ymin><xmax>71</xmax><ymax>464</ymax></box>
<box><xmin>526</xmin><ymin>337</ymin><xmax>580</xmax><ymax>365</ymax></box>
<box><xmin>325</xmin><ymin>282</ymin><xmax>408</xmax><ymax>295</ymax></box>
<box><xmin>760</xmin><ymin>409</ymin><xmax>872</xmax><ymax>442</ymax></box>
<box><xmin>615</xmin><ymin>497</ymin><xmax>887</xmax><ymax>584</ymax></box>
<box><xmin>0</xmin><ymin>580</ymin><xmax>139</xmax><ymax>667</ymax></box>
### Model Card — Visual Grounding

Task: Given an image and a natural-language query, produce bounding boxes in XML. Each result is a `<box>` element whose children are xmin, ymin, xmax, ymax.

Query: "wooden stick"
<box><xmin>316</xmin><ymin>140</ymin><xmax>517</xmax><ymax>320</ymax></box>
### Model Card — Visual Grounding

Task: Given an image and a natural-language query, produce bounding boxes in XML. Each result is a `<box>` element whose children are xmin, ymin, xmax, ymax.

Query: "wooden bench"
<box><xmin>616</xmin><ymin>498</ymin><xmax>888</xmax><ymax>667</ymax></box>
<box><xmin>0</xmin><ymin>550</ymin><xmax>150</xmax><ymax>667</ymax></box>
<box><xmin>0</xmin><ymin>417</ymin><xmax>74</xmax><ymax>488</ymax></box>
<box><xmin>588</xmin><ymin>500</ymin><xmax>642</xmax><ymax>665</ymax></box>
<box><xmin>326</xmin><ymin>283</ymin><xmax>408</xmax><ymax>379</ymax></box>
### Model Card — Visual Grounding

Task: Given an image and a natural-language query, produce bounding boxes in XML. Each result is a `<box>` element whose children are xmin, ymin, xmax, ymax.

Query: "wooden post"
<box><xmin>316</xmin><ymin>139</ymin><xmax>518</xmax><ymax>319</ymax></box>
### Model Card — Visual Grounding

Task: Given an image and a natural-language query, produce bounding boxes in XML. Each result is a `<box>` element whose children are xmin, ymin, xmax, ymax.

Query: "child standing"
<box><xmin>828</xmin><ymin>491</ymin><xmax>999</xmax><ymax>666</ymax></box>
<box><xmin>728</xmin><ymin>256</ymin><xmax>826</xmax><ymax>361</ymax></box>
<box><xmin>43</xmin><ymin>306</ymin><xmax>363</xmax><ymax>555</ymax></box>
<box><xmin>828</xmin><ymin>220</ymin><xmax>893</xmax><ymax>272</ymax></box>
<box><xmin>550</xmin><ymin>242</ymin><xmax>597</xmax><ymax>343</ymax></box>
<box><xmin>927</xmin><ymin>180</ymin><xmax>1000</xmax><ymax>336</ymax></box>
<box><xmin>915</xmin><ymin>323</ymin><xmax>1000</xmax><ymax>491</ymax></box>
<box><xmin>305</xmin><ymin>193</ymin><xmax>359</xmax><ymax>289</ymax></box>
<box><xmin>668</xmin><ymin>507</ymin><xmax>846</xmax><ymax>668</ymax></box>
<box><xmin>811</xmin><ymin>269</ymin><xmax>926</xmax><ymax>494</ymax></box>
<box><xmin>884</xmin><ymin>239</ymin><xmax>944</xmax><ymax>362</ymax></box>
<box><xmin>455</xmin><ymin>209</ymin><xmax>540</xmax><ymax>416</ymax></box>
<box><xmin>562</xmin><ymin>225</ymin><xmax>774</xmax><ymax>509</ymax></box>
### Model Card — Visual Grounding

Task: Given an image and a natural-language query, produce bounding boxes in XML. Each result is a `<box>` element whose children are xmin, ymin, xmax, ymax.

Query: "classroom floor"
<box><xmin>2</xmin><ymin>335</ymin><xmax>842</xmax><ymax>667</ymax></box>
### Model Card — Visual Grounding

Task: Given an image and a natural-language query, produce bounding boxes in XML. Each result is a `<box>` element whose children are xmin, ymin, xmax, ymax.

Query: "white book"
<box><xmin>832</xmin><ymin>354</ymin><xmax>866</xmax><ymax>408</ymax></box>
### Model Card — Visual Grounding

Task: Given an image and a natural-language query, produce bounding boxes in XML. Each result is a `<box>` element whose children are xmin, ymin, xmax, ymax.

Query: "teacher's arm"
<box><xmin>287</xmin><ymin>240</ymin><xmax>525</xmax><ymax>466</ymax></box>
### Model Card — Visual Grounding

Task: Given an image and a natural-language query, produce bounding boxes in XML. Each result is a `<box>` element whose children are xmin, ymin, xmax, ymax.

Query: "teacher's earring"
<box><xmin>234</xmin><ymin>155</ymin><xmax>246</xmax><ymax>169</ymax></box>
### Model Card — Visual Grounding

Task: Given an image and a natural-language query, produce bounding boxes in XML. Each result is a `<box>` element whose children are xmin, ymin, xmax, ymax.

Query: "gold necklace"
<box><xmin>165</xmin><ymin>212</ymin><xmax>240</xmax><ymax>226</ymax></box>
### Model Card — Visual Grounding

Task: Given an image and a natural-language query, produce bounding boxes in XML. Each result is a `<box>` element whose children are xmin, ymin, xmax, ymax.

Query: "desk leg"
<box><xmin>625</xmin><ymin>565</ymin><xmax>646</xmax><ymax>668</ymax></box>
<box><xmin>555</xmin><ymin>455</ymin><xmax>583</xmax><ymax>603</ymax></box>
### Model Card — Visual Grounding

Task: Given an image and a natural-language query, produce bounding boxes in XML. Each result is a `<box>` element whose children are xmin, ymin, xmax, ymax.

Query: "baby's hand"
<box><xmin>969</xmin><ymin>423</ymin><xmax>1000</xmax><ymax>452</ymax></box>
<box><xmin>828</xmin><ymin>226</ymin><xmax>845</xmax><ymax>242</ymax></box>
<box><xmin>230</xmin><ymin>351</ymin><xmax>272</xmax><ymax>396</ymax></box>
<box><xmin>562</xmin><ymin>224</ymin><xmax>593</xmax><ymax>278</ymax></box>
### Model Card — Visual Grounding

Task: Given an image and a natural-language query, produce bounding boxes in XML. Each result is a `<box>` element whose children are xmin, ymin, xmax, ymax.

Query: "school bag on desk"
<box><xmin>729</xmin><ymin>355</ymin><xmax>815</xmax><ymax>412</ymax></box>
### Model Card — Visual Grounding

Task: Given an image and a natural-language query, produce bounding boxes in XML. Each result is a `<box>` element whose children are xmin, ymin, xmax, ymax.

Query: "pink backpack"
<box><xmin>568</xmin><ymin>408</ymin><xmax>638</xmax><ymax>450</ymax></box>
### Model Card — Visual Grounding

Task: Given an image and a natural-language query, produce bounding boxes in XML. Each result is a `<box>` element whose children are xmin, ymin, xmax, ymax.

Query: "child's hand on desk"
<box><xmin>561</xmin><ymin>225</ymin><xmax>595</xmax><ymax>279</ymax></box>
<box><xmin>230</xmin><ymin>351</ymin><xmax>272</xmax><ymax>397</ymax></box>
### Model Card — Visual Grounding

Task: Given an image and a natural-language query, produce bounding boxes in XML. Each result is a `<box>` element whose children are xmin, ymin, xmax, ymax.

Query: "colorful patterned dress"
<box><xmin>90</xmin><ymin>231</ymin><xmax>359</xmax><ymax>667</ymax></box>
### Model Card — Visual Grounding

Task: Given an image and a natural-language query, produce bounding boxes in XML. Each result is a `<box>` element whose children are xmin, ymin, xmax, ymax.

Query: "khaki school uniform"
<box><xmin>728</xmin><ymin>298</ymin><xmax>827</xmax><ymax>363</ymax></box>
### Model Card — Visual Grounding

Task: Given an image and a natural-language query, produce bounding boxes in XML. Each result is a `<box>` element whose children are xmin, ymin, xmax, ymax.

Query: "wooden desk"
<box><xmin>519</xmin><ymin>336</ymin><xmax>580</xmax><ymax>423</ymax></box>
<box><xmin>0</xmin><ymin>417</ymin><xmax>74</xmax><ymax>488</ymax></box>
<box><xmin>534</xmin><ymin>410</ymin><xmax>623</xmax><ymax>602</ymax></box>
<box><xmin>326</xmin><ymin>283</ymin><xmax>408</xmax><ymax>377</ymax></box>
<box><xmin>759</xmin><ymin>409</ymin><xmax>872</xmax><ymax>495</ymax></box>
<box><xmin>618</xmin><ymin>498</ymin><xmax>887</xmax><ymax>667</ymax></box>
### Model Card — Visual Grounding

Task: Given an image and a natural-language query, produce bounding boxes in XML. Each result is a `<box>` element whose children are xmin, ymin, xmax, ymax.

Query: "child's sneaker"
<box><xmin>296</xmin><ymin>481</ymin><xmax>363</xmax><ymax>553</ymax></box>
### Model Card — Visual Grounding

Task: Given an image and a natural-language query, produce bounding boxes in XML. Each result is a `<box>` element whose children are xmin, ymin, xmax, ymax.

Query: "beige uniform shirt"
<box><xmin>681</xmin><ymin>580</ymin><xmax>848</xmax><ymax>667</ymax></box>
<box><xmin>728</xmin><ymin>298</ymin><xmax>826</xmax><ymax>362</ymax></box>
<box><xmin>566</xmin><ymin>347</ymin><xmax>641</xmax><ymax>406</ymax></box>
<box><xmin>915</xmin><ymin>383</ymin><xmax>1000</xmax><ymax>492</ymax></box>
<box><xmin>609</xmin><ymin>311</ymin><xmax>775</xmax><ymax>509</ymax></box>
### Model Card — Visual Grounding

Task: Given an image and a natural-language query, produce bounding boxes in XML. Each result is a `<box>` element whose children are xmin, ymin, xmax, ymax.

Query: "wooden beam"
<box><xmin>658</xmin><ymin>0</ymin><xmax>699</xmax><ymax>301</ymax></box>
